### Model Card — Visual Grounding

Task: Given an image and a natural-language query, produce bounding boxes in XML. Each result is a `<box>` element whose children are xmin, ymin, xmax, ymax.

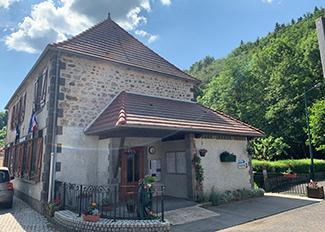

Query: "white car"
<box><xmin>0</xmin><ymin>167</ymin><xmax>14</xmax><ymax>208</ymax></box>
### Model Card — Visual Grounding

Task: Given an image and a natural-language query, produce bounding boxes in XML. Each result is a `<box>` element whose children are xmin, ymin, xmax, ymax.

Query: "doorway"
<box><xmin>120</xmin><ymin>147</ymin><xmax>145</xmax><ymax>199</ymax></box>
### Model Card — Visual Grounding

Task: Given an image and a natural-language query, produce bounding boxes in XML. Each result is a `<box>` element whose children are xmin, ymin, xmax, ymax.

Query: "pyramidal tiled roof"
<box><xmin>53</xmin><ymin>17</ymin><xmax>198</xmax><ymax>82</ymax></box>
<box><xmin>85</xmin><ymin>91</ymin><xmax>265</xmax><ymax>137</ymax></box>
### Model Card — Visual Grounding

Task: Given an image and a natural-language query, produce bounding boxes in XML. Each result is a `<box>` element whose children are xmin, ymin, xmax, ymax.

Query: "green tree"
<box><xmin>0</xmin><ymin>111</ymin><xmax>7</xmax><ymax>147</ymax></box>
<box><xmin>0</xmin><ymin>127</ymin><xmax>6</xmax><ymax>147</ymax></box>
<box><xmin>0</xmin><ymin>111</ymin><xmax>7</xmax><ymax>129</ymax></box>
<box><xmin>189</xmin><ymin>8</ymin><xmax>325</xmax><ymax>158</ymax></box>
<box><xmin>251</xmin><ymin>136</ymin><xmax>290</xmax><ymax>161</ymax></box>
<box><xmin>309</xmin><ymin>98</ymin><xmax>325</xmax><ymax>152</ymax></box>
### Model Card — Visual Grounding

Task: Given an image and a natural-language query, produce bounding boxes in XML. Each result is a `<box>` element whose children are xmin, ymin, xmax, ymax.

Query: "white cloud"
<box><xmin>160</xmin><ymin>0</ymin><xmax>171</xmax><ymax>6</ymax></box>
<box><xmin>135</xmin><ymin>29</ymin><xmax>158</xmax><ymax>43</ymax></box>
<box><xmin>262</xmin><ymin>0</ymin><xmax>273</xmax><ymax>3</ymax></box>
<box><xmin>0</xmin><ymin>0</ymin><xmax>18</xmax><ymax>9</ymax></box>
<box><xmin>5</xmin><ymin>0</ymin><xmax>171</xmax><ymax>53</ymax></box>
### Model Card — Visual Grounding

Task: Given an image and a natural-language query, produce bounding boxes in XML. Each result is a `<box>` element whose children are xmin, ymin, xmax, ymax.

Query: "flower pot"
<box><xmin>82</xmin><ymin>214</ymin><xmax>100</xmax><ymax>222</ymax></box>
<box><xmin>199</xmin><ymin>149</ymin><xmax>207</xmax><ymax>157</ymax></box>
<box><xmin>283</xmin><ymin>173</ymin><xmax>297</xmax><ymax>178</ymax></box>
<box><xmin>307</xmin><ymin>186</ymin><xmax>324</xmax><ymax>199</ymax></box>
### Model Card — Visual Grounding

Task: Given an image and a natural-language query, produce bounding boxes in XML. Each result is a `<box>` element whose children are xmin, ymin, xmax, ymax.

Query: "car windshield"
<box><xmin>0</xmin><ymin>170</ymin><xmax>9</xmax><ymax>183</ymax></box>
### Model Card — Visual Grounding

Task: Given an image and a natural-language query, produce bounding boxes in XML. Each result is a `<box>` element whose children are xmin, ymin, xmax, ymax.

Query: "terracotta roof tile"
<box><xmin>53</xmin><ymin>18</ymin><xmax>198</xmax><ymax>82</ymax></box>
<box><xmin>85</xmin><ymin>92</ymin><xmax>265</xmax><ymax>137</ymax></box>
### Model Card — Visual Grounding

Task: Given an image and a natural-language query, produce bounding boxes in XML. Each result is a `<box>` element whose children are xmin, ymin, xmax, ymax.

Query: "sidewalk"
<box><xmin>172</xmin><ymin>194</ymin><xmax>320</xmax><ymax>232</ymax></box>
<box><xmin>0</xmin><ymin>197</ymin><xmax>56</xmax><ymax>232</ymax></box>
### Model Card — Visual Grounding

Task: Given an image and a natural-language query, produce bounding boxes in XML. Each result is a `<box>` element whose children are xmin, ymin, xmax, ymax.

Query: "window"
<box><xmin>10</xmin><ymin>93</ymin><xmax>26</xmax><ymax>131</ymax></box>
<box><xmin>127</xmin><ymin>152</ymin><xmax>140</xmax><ymax>183</ymax></box>
<box><xmin>5</xmin><ymin>136</ymin><xmax>43</xmax><ymax>182</ymax></box>
<box><xmin>34</xmin><ymin>68</ymin><xmax>48</xmax><ymax>111</ymax></box>
<box><xmin>166</xmin><ymin>151</ymin><xmax>186</xmax><ymax>174</ymax></box>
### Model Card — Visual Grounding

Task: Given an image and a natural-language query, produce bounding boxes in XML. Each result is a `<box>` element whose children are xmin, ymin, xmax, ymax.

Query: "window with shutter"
<box><xmin>26</xmin><ymin>140</ymin><xmax>33</xmax><ymax>179</ymax></box>
<box><xmin>34</xmin><ymin>137</ymin><xmax>43</xmax><ymax>182</ymax></box>
<box><xmin>11</xmin><ymin>105</ymin><xmax>15</xmax><ymax>130</ymax></box>
<box><xmin>41</xmin><ymin>69</ymin><xmax>48</xmax><ymax>107</ymax></box>
<box><xmin>20</xmin><ymin>94</ymin><xmax>26</xmax><ymax>124</ymax></box>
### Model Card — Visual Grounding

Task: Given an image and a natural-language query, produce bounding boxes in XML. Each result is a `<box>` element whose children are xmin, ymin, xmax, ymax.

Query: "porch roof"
<box><xmin>84</xmin><ymin>92</ymin><xmax>265</xmax><ymax>138</ymax></box>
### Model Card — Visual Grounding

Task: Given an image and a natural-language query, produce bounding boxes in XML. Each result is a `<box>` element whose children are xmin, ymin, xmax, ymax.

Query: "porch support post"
<box><xmin>185</xmin><ymin>133</ymin><xmax>195</xmax><ymax>200</ymax></box>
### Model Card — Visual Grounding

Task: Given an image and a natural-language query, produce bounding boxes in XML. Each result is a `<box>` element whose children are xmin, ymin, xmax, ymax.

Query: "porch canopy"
<box><xmin>84</xmin><ymin>91</ymin><xmax>264</xmax><ymax>138</ymax></box>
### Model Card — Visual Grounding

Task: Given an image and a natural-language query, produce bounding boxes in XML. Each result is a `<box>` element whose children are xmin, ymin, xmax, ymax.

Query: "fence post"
<box><xmin>262</xmin><ymin>169</ymin><xmax>268</xmax><ymax>191</ymax></box>
<box><xmin>161</xmin><ymin>185</ymin><xmax>164</xmax><ymax>222</ymax></box>
<box><xmin>79</xmin><ymin>184</ymin><xmax>83</xmax><ymax>217</ymax></box>
<box><xmin>62</xmin><ymin>182</ymin><xmax>66</xmax><ymax>210</ymax></box>
<box><xmin>113</xmin><ymin>185</ymin><xmax>117</xmax><ymax>222</ymax></box>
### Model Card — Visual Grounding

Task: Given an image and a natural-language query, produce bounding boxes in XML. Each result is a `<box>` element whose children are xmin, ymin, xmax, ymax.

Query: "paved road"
<box><xmin>0</xmin><ymin>197</ymin><xmax>57</xmax><ymax>232</ymax></box>
<box><xmin>222</xmin><ymin>199</ymin><xmax>325</xmax><ymax>232</ymax></box>
<box><xmin>172</xmin><ymin>194</ymin><xmax>319</xmax><ymax>232</ymax></box>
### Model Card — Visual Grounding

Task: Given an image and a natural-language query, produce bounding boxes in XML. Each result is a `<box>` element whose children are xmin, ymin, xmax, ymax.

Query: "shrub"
<box><xmin>208</xmin><ymin>187</ymin><xmax>264</xmax><ymax>206</ymax></box>
<box><xmin>253</xmin><ymin>159</ymin><xmax>325</xmax><ymax>174</ymax></box>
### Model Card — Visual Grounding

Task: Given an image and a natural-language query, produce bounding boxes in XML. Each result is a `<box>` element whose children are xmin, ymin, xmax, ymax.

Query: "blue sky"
<box><xmin>0</xmin><ymin>0</ymin><xmax>325</xmax><ymax>111</ymax></box>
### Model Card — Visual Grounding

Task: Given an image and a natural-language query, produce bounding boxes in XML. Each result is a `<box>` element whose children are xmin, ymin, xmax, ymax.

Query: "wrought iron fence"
<box><xmin>54</xmin><ymin>181</ymin><xmax>165</xmax><ymax>221</ymax></box>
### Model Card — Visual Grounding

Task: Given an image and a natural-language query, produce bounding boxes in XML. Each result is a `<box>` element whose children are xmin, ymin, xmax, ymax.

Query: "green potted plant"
<box><xmin>82</xmin><ymin>201</ymin><xmax>100</xmax><ymax>222</ymax></box>
<box><xmin>307</xmin><ymin>180</ymin><xmax>324</xmax><ymax>199</ymax></box>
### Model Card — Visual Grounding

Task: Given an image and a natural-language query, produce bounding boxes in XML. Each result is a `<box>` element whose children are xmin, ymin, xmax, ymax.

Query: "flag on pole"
<box><xmin>28</xmin><ymin>111</ymin><xmax>38</xmax><ymax>134</ymax></box>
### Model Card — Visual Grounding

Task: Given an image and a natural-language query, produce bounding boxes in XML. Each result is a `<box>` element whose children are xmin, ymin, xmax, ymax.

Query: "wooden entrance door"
<box><xmin>120</xmin><ymin>147</ymin><xmax>145</xmax><ymax>200</ymax></box>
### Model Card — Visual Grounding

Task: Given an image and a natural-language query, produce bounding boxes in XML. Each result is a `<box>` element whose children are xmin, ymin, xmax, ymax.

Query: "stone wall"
<box><xmin>58</xmin><ymin>53</ymin><xmax>195</xmax><ymax>129</ymax></box>
<box><xmin>54</xmin><ymin>210</ymin><xmax>171</xmax><ymax>232</ymax></box>
<box><xmin>194</xmin><ymin>137</ymin><xmax>252</xmax><ymax>194</ymax></box>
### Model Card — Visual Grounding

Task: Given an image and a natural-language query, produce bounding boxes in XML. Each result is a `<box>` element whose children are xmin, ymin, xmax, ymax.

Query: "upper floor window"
<box><xmin>34</xmin><ymin>68</ymin><xmax>48</xmax><ymax>112</ymax></box>
<box><xmin>10</xmin><ymin>93</ymin><xmax>26</xmax><ymax>131</ymax></box>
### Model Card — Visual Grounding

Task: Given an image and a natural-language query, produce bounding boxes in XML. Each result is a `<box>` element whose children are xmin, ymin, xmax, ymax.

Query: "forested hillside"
<box><xmin>188</xmin><ymin>7</ymin><xmax>325</xmax><ymax>158</ymax></box>
<box><xmin>0</xmin><ymin>112</ymin><xmax>7</xmax><ymax>147</ymax></box>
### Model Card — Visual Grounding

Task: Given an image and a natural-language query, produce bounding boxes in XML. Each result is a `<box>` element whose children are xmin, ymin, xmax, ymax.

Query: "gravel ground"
<box><xmin>0</xmin><ymin>197</ymin><xmax>58</xmax><ymax>232</ymax></box>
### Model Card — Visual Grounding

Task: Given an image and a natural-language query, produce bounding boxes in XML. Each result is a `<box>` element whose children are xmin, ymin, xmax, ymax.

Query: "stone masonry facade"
<box><xmin>57</xmin><ymin>53</ymin><xmax>196</xmax><ymax>129</ymax></box>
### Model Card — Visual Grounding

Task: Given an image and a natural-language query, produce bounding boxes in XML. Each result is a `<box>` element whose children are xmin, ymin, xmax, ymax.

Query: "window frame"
<box><xmin>166</xmin><ymin>151</ymin><xmax>187</xmax><ymax>175</ymax></box>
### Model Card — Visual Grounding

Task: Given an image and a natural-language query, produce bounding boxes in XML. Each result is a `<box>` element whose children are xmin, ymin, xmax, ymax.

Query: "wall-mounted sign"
<box><xmin>237</xmin><ymin>159</ymin><xmax>248</xmax><ymax>169</ymax></box>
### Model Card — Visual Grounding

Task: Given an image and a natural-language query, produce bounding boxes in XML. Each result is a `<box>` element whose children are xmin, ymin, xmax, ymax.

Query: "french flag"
<box><xmin>28</xmin><ymin>111</ymin><xmax>38</xmax><ymax>134</ymax></box>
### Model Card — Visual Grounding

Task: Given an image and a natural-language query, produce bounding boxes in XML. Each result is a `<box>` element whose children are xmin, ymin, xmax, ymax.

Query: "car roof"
<box><xmin>0</xmin><ymin>167</ymin><xmax>9</xmax><ymax>171</ymax></box>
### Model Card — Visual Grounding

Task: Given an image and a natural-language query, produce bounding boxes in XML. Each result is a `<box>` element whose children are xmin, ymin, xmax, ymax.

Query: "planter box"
<box><xmin>307</xmin><ymin>186</ymin><xmax>324</xmax><ymax>199</ymax></box>
<box><xmin>220</xmin><ymin>152</ymin><xmax>236</xmax><ymax>162</ymax></box>
<box><xmin>283</xmin><ymin>173</ymin><xmax>297</xmax><ymax>178</ymax></box>
<box><xmin>82</xmin><ymin>214</ymin><xmax>100</xmax><ymax>222</ymax></box>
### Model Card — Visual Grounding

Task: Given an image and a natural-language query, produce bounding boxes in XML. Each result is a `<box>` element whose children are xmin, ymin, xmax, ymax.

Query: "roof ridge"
<box><xmin>116</xmin><ymin>91</ymin><xmax>127</xmax><ymax>125</ymax></box>
<box><xmin>199</xmin><ymin>104</ymin><xmax>265</xmax><ymax>136</ymax></box>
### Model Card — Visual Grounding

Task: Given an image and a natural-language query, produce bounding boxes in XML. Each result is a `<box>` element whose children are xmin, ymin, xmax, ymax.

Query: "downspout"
<box><xmin>48</xmin><ymin>50</ymin><xmax>61</xmax><ymax>203</ymax></box>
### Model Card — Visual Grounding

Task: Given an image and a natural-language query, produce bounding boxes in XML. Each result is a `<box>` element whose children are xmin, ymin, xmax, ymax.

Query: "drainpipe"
<box><xmin>48</xmin><ymin>152</ymin><xmax>55</xmax><ymax>203</ymax></box>
<box><xmin>48</xmin><ymin>50</ymin><xmax>60</xmax><ymax>203</ymax></box>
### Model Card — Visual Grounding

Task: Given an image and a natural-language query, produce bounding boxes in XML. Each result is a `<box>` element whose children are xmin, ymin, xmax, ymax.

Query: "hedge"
<box><xmin>252</xmin><ymin>159</ymin><xmax>325</xmax><ymax>174</ymax></box>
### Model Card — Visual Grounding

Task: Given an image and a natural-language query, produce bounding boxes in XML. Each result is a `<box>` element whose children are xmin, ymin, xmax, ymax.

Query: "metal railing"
<box><xmin>54</xmin><ymin>181</ymin><xmax>165</xmax><ymax>221</ymax></box>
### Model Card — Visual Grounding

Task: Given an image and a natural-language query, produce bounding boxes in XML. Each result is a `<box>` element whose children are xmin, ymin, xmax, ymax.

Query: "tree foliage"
<box><xmin>0</xmin><ymin>111</ymin><xmax>7</xmax><ymax>147</ymax></box>
<box><xmin>187</xmin><ymin>8</ymin><xmax>325</xmax><ymax>158</ymax></box>
<box><xmin>309</xmin><ymin>98</ymin><xmax>325</xmax><ymax>152</ymax></box>
<box><xmin>251</xmin><ymin>136</ymin><xmax>290</xmax><ymax>161</ymax></box>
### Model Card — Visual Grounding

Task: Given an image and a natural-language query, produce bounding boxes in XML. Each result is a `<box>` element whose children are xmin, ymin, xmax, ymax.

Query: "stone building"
<box><xmin>4</xmin><ymin>16</ymin><xmax>264</xmax><ymax>212</ymax></box>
